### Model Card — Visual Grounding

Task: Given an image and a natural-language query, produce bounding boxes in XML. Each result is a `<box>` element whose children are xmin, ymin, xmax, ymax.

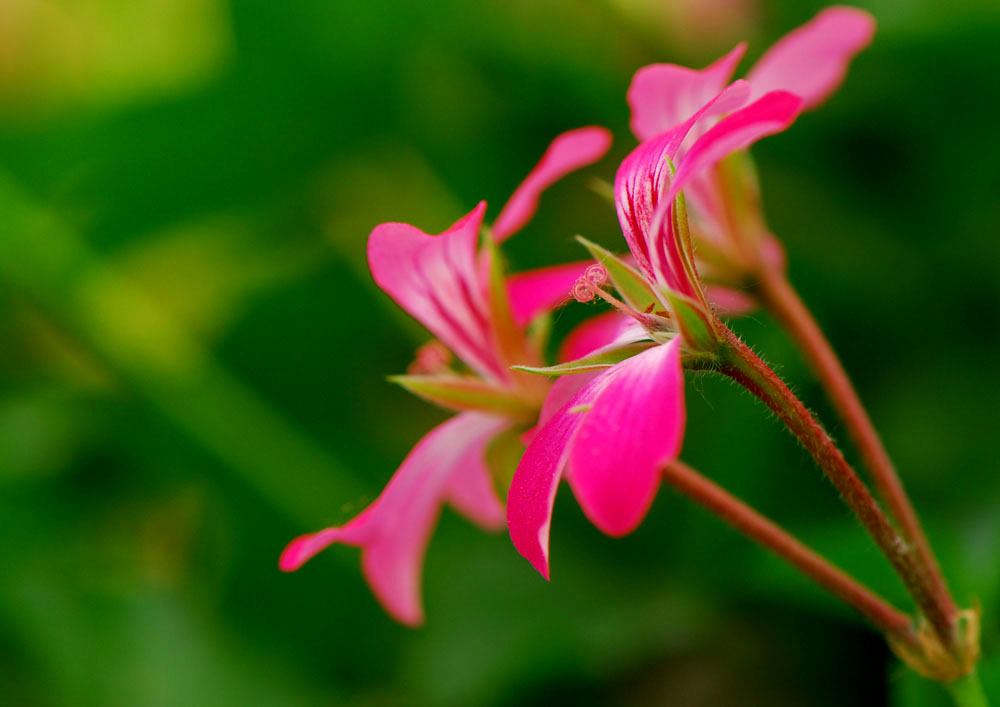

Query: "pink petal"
<box><xmin>651</xmin><ymin>78</ymin><xmax>753</xmax><ymax>235</ymax></box>
<box><xmin>506</xmin><ymin>372</ymin><xmax>616</xmax><ymax>579</ymax></box>
<box><xmin>537</xmin><ymin>371</ymin><xmax>602</xmax><ymax>429</ymax></box>
<box><xmin>704</xmin><ymin>284</ymin><xmax>758</xmax><ymax>314</ymax></box>
<box><xmin>492</xmin><ymin>127</ymin><xmax>613</xmax><ymax>242</ymax></box>
<box><xmin>615</xmin><ymin>134</ymin><xmax>671</xmax><ymax>278</ymax></box>
<box><xmin>760</xmin><ymin>233</ymin><xmax>786</xmax><ymax>270</ymax></box>
<box><xmin>628</xmin><ymin>43</ymin><xmax>747</xmax><ymax>142</ymax></box>
<box><xmin>280</xmin><ymin>412</ymin><xmax>507</xmax><ymax>625</ymax></box>
<box><xmin>558</xmin><ymin>312</ymin><xmax>635</xmax><ymax>362</ymax></box>
<box><xmin>616</xmin><ymin>81</ymin><xmax>751</xmax><ymax>285</ymax></box>
<box><xmin>746</xmin><ymin>7</ymin><xmax>876</xmax><ymax>110</ymax></box>
<box><xmin>506</xmin><ymin>261</ymin><xmax>592</xmax><ymax>327</ymax></box>
<box><xmin>279</xmin><ymin>513</ymin><xmax>372</xmax><ymax>573</ymax></box>
<box><xmin>541</xmin><ymin>318</ymin><xmax>649</xmax><ymax>434</ymax></box>
<box><xmin>567</xmin><ymin>338</ymin><xmax>685</xmax><ymax>537</ymax></box>
<box><xmin>445</xmin><ymin>431</ymin><xmax>507</xmax><ymax>529</ymax></box>
<box><xmin>679</xmin><ymin>168</ymin><xmax>729</xmax><ymax>238</ymax></box>
<box><xmin>368</xmin><ymin>203</ymin><xmax>505</xmax><ymax>381</ymax></box>
<box><xmin>667</xmin><ymin>90</ymin><xmax>804</xmax><ymax>205</ymax></box>
<box><xmin>636</xmin><ymin>91</ymin><xmax>801</xmax><ymax>298</ymax></box>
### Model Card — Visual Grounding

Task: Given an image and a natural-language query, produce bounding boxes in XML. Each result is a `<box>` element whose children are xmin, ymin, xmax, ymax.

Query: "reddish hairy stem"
<box><xmin>753</xmin><ymin>267</ymin><xmax>957</xmax><ymax>626</ymax></box>
<box><xmin>662</xmin><ymin>459</ymin><xmax>916</xmax><ymax>642</ymax></box>
<box><xmin>719</xmin><ymin>328</ymin><xmax>955</xmax><ymax>645</ymax></box>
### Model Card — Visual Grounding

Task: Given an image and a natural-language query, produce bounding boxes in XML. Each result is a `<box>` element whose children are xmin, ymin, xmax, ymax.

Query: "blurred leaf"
<box><xmin>0</xmin><ymin>171</ymin><xmax>361</xmax><ymax>526</ymax></box>
<box><xmin>0</xmin><ymin>0</ymin><xmax>231</xmax><ymax>115</ymax></box>
<box><xmin>115</xmin><ymin>217</ymin><xmax>329</xmax><ymax>340</ymax></box>
<box><xmin>0</xmin><ymin>389</ymin><xmax>89</xmax><ymax>482</ymax></box>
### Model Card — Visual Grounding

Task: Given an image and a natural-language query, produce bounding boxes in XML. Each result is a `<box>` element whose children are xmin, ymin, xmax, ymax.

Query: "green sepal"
<box><xmin>481</xmin><ymin>233</ymin><xmax>523</xmax><ymax>365</ymax></box>
<box><xmin>587</xmin><ymin>177</ymin><xmax>615</xmax><ymax>206</ymax></box>
<box><xmin>672</xmin><ymin>190</ymin><xmax>694</xmax><ymax>262</ymax></box>
<box><xmin>486</xmin><ymin>426</ymin><xmax>526</xmax><ymax>502</ymax></box>
<box><xmin>512</xmin><ymin>341</ymin><xmax>654</xmax><ymax>376</ymax></box>
<box><xmin>575</xmin><ymin>235</ymin><xmax>659</xmax><ymax>313</ymax></box>
<box><xmin>525</xmin><ymin>311</ymin><xmax>553</xmax><ymax>354</ymax></box>
<box><xmin>716</xmin><ymin>152</ymin><xmax>762</xmax><ymax>229</ymax></box>
<box><xmin>662</xmin><ymin>290</ymin><xmax>718</xmax><ymax>353</ymax></box>
<box><xmin>389</xmin><ymin>375</ymin><xmax>535</xmax><ymax>419</ymax></box>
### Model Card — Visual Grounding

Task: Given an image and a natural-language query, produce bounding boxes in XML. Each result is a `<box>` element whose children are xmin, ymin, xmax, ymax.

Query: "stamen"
<box><xmin>572</xmin><ymin>264</ymin><xmax>610</xmax><ymax>303</ymax></box>
<box><xmin>570</xmin><ymin>262</ymin><xmax>675</xmax><ymax>338</ymax></box>
<box><xmin>572</xmin><ymin>278</ymin><xmax>597</xmax><ymax>303</ymax></box>
<box><xmin>584</xmin><ymin>263</ymin><xmax>608</xmax><ymax>286</ymax></box>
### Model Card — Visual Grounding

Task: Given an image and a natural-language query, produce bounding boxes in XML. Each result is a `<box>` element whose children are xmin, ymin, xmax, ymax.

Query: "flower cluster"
<box><xmin>282</xmin><ymin>5</ymin><xmax>877</xmax><ymax>619</ymax></box>
<box><xmin>509</xmin><ymin>5</ymin><xmax>874</xmax><ymax>581</ymax></box>
<box><xmin>280</xmin><ymin>11</ymin><xmax>979</xmax><ymax>686</ymax></box>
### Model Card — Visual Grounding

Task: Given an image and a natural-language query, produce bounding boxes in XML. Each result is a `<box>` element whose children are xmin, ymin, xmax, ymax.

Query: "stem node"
<box><xmin>890</xmin><ymin>608</ymin><xmax>982</xmax><ymax>684</ymax></box>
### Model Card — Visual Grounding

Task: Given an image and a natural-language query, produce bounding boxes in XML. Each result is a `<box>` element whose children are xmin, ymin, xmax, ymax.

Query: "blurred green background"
<box><xmin>1</xmin><ymin>0</ymin><xmax>998</xmax><ymax>705</ymax></box>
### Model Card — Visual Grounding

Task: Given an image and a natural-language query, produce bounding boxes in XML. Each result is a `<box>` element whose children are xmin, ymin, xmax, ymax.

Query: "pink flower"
<box><xmin>507</xmin><ymin>81</ymin><xmax>804</xmax><ymax>579</ymax></box>
<box><xmin>628</xmin><ymin>6</ymin><xmax>875</xmax><ymax>302</ymax></box>
<box><xmin>280</xmin><ymin>127</ymin><xmax>611</xmax><ymax>625</ymax></box>
<box><xmin>508</xmin><ymin>338</ymin><xmax>685</xmax><ymax>578</ymax></box>
<box><xmin>629</xmin><ymin>6</ymin><xmax>875</xmax><ymax>142</ymax></box>
<box><xmin>618</xmin><ymin>84</ymin><xmax>803</xmax><ymax>301</ymax></box>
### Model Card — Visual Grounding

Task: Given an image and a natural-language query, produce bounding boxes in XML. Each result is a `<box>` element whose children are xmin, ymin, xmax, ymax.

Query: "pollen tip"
<box><xmin>572</xmin><ymin>264</ymin><xmax>610</xmax><ymax>303</ymax></box>
<box><xmin>584</xmin><ymin>263</ymin><xmax>609</xmax><ymax>286</ymax></box>
<box><xmin>572</xmin><ymin>278</ymin><xmax>596</xmax><ymax>303</ymax></box>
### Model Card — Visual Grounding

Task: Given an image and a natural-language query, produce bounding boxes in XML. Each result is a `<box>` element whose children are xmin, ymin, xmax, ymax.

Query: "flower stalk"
<box><xmin>751</xmin><ymin>264</ymin><xmax>958</xmax><ymax>625</ymax></box>
<box><xmin>716</xmin><ymin>326</ymin><xmax>958</xmax><ymax>648</ymax></box>
<box><xmin>947</xmin><ymin>671</ymin><xmax>990</xmax><ymax>707</ymax></box>
<box><xmin>661</xmin><ymin>459</ymin><xmax>916</xmax><ymax>644</ymax></box>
